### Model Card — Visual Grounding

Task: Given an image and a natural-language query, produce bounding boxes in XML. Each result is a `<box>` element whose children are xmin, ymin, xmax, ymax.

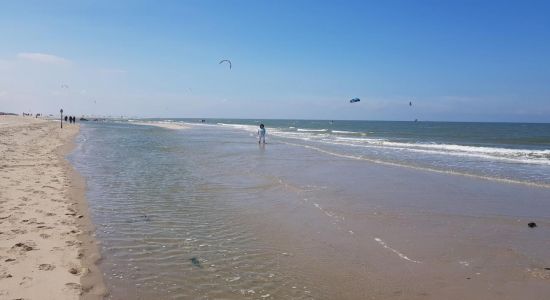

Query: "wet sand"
<box><xmin>0</xmin><ymin>116</ymin><xmax>105</xmax><ymax>299</ymax></box>
<box><xmin>240</xmin><ymin>156</ymin><xmax>550</xmax><ymax>299</ymax></box>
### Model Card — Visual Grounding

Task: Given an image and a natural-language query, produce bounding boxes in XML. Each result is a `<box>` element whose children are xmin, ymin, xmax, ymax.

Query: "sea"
<box><xmin>140</xmin><ymin>119</ymin><xmax>550</xmax><ymax>186</ymax></box>
<box><xmin>69</xmin><ymin>119</ymin><xmax>550</xmax><ymax>299</ymax></box>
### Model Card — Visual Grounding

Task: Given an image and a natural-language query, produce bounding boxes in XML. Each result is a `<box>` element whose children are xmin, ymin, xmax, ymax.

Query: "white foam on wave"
<box><xmin>280</xmin><ymin>140</ymin><xmax>550</xmax><ymax>188</ymax></box>
<box><xmin>216</xmin><ymin>122</ymin><xmax>258</xmax><ymax>133</ymax></box>
<box><xmin>296</xmin><ymin>128</ymin><xmax>328</xmax><ymax>132</ymax></box>
<box><xmin>331</xmin><ymin>130</ymin><xmax>362</xmax><ymax>134</ymax></box>
<box><xmin>374</xmin><ymin>237</ymin><xmax>421</xmax><ymax>263</ymax></box>
<box><xmin>129</xmin><ymin>120</ymin><xmax>189</xmax><ymax>130</ymax></box>
<box><xmin>271</xmin><ymin>130</ymin><xmax>550</xmax><ymax>166</ymax></box>
<box><xmin>326</xmin><ymin>138</ymin><xmax>550</xmax><ymax>166</ymax></box>
<box><xmin>199</xmin><ymin>121</ymin><xmax>550</xmax><ymax>167</ymax></box>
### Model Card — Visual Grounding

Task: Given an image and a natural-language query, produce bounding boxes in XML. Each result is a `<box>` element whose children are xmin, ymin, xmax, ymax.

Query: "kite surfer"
<box><xmin>219</xmin><ymin>59</ymin><xmax>232</xmax><ymax>69</ymax></box>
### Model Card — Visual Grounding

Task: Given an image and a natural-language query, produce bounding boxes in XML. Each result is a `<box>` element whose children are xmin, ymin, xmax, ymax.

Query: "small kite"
<box><xmin>350</xmin><ymin>98</ymin><xmax>360</xmax><ymax>103</ymax></box>
<box><xmin>219</xmin><ymin>59</ymin><xmax>232</xmax><ymax>70</ymax></box>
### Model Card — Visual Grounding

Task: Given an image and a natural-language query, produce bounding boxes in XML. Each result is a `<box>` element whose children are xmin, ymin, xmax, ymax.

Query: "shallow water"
<box><xmin>70</xmin><ymin>121</ymin><xmax>550</xmax><ymax>299</ymax></box>
<box><xmin>70</xmin><ymin>123</ymin><xmax>321</xmax><ymax>299</ymax></box>
<box><xmin>135</xmin><ymin>119</ymin><xmax>550</xmax><ymax>187</ymax></box>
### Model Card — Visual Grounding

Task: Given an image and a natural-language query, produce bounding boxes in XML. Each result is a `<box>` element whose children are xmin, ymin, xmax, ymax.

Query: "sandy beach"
<box><xmin>0</xmin><ymin>116</ymin><xmax>105</xmax><ymax>299</ymax></box>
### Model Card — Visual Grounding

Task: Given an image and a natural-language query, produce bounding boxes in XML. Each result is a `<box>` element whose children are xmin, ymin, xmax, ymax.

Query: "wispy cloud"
<box><xmin>17</xmin><ymin>52</ymin><xmax>71</xmax><ymax>65</ymax></box>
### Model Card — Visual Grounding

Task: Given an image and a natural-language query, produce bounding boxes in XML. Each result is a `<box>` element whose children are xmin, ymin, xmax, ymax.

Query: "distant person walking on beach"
<box><xmin>258</xmin><ymin>124</ymin><xmax>266</xmax><ymax>144</ymax></box>
<box><xmin>64</xmin><ymin>115</ymin><xmax>68</xmax><ymax>122</ymax></box>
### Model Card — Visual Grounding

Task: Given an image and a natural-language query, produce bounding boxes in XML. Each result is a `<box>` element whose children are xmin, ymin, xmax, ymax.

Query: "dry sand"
<box><xmin>0</xmin><ymin>116</ymin><xmax>105</xmax><ymax>299</ymax></box>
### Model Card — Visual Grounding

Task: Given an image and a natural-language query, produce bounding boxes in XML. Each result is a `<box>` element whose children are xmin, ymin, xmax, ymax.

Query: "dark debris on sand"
<box><xmin>190</xmin><ymin>257</ymin><xmax>202</xmax><ymax>268</ymax></box>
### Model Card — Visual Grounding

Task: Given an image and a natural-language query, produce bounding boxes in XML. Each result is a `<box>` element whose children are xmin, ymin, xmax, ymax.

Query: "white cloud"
<box><xmin>17</xmin><ymin>52</ymin><xmax>71</xmax><ymax>65</ymax></box>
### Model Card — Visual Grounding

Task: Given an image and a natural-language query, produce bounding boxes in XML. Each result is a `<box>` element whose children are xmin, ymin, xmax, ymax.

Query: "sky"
<box><xmin>0</xmin><ymin>0</ymin><xmax>549</xmax><ymax>122</ymax></box>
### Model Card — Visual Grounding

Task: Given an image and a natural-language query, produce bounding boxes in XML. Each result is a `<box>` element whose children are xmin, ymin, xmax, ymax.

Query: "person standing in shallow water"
<box><xmin>258</xmin><ymin>124</ymin><xmax>266</xmax><ymax>144</ymax></box>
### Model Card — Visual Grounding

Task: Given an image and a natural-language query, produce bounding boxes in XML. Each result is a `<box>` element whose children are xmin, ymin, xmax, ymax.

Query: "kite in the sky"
<box><xmin>350</xmin><ymin>98</ymin><xmax>360</xmax><ymax>103</ymax></box>
<box><xmin>219</xmin><ymin>59</ymin><xmax>232</xmax><ymax>69</ymax></box>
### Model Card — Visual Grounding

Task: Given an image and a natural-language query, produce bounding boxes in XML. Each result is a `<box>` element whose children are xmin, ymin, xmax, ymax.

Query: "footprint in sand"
<box><xmin>65</xmin><ymin>282</ymin><xmax>83</xmax><ymax>294</ymax></box>
<box><xmin>37</xmin><ymin>225</ymin><xmax>53</xmax><ymax>229</ymax></box>
<box><xmin>38</xmin><ymin>264</ymin><xmax>56</xmax><ymax>271</ymax></box>
<box><xmin>11</xmin><ymin>242</ymin><xmax>36</xmax><ymax>252</ymax></box>
<box><xmin>62</xmin><ymin>230</ymin><xmax>79</xmax><ymax>236</ymax></box>
<box><xmin>19</xmin><ymin>276</ymin><xmax>33</xmax><ymax>287</ymax></box>
<box><xmin>65</xmin><ymin>240</ymin><xmax>81</xmax><ymax>247</ymax></box>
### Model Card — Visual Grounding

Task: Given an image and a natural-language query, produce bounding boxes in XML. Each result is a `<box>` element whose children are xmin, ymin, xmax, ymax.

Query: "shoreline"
<box><xmin>58</xmin><ymin>122</ymin><xmax>107</xmax><ymax>299</ymax></box>
<box><xmin>0</xmin><ymin>116</ymin><xmax>106</xmax><ymax>299</ymax></box>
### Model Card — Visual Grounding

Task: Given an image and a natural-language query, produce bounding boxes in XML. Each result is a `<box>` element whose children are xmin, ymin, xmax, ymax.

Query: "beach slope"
<box><xmin>0</xmin><ymin>116</ymin><xmax>104</xmax><ymax>299</ymax></box>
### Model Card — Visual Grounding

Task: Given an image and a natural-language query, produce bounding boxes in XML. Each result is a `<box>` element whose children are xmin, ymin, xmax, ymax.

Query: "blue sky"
<box><xmin>1</xmin><ymin>0</ymin><xmax>549</xmax><ymax>121</ymax></box>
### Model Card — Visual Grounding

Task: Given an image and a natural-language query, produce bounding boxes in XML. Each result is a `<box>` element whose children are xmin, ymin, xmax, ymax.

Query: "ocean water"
<box><xmin>139</xmin><ymin>119</ymin><xmax>550</xmax><ymax>187</ymax></box>
<box><xmin>69</xmin><ymin>120</ymin><xmax>550</xmax><ymax>299</ymax></box>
